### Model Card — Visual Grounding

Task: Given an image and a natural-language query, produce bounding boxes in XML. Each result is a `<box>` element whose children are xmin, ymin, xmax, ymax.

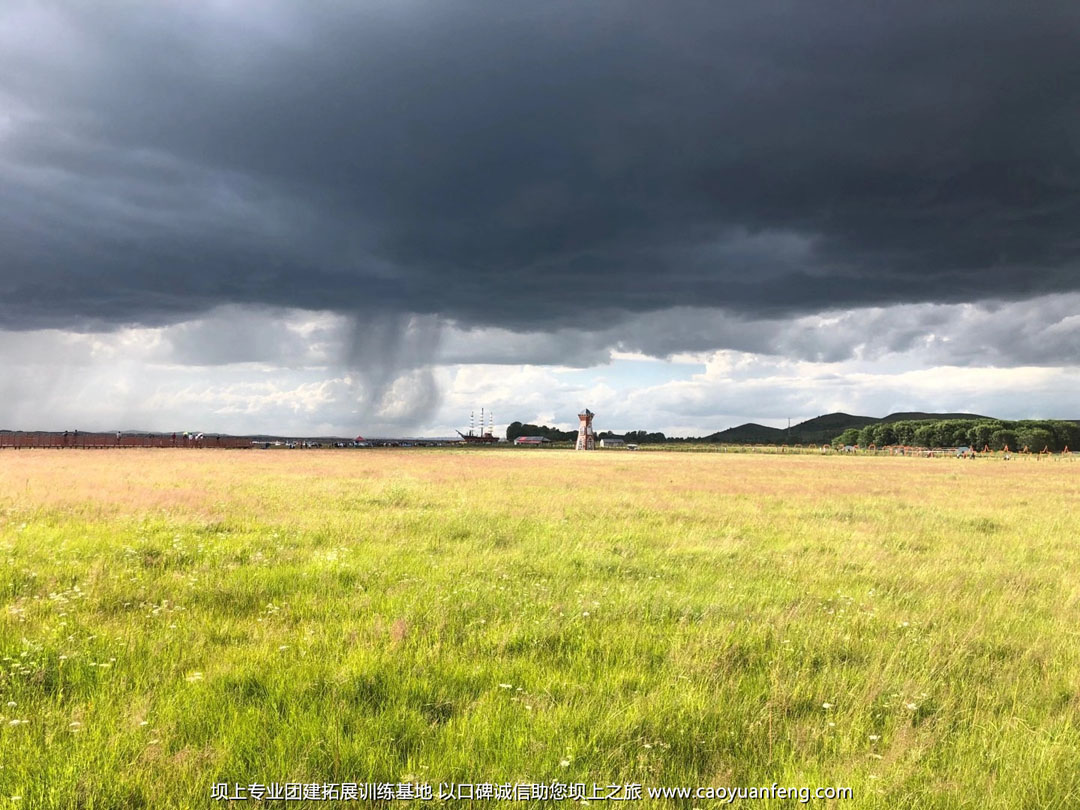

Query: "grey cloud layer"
<box><xmin>6</xmin><ymin>294</ymin><xmax>1074</xmax><ymax>373</ymax></box>
<box><xmin>2</xmin><ymin>1</ymin><xmax>1079</xmax><ymax>335</ymax></box>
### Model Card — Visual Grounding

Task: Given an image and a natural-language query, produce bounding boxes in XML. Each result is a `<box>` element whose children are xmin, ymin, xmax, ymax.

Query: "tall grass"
<box><xmin>0</xmin><ymin>449</ymin><xmax>1077</xmax><ymax>807</ymax></box>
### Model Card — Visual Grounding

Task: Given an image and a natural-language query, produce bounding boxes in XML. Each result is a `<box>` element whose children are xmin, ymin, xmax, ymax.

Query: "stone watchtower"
<box><xmin>576</xmin><ymin>409</ymin><xmax>596</xmax><ymax>451</ymax></box>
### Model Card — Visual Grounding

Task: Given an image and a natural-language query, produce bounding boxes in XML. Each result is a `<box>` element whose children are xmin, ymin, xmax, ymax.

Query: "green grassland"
<box><xmin>0</xmin><ymin>449</ymin><xmax>1077</xmax><ymax>808</ymax></box>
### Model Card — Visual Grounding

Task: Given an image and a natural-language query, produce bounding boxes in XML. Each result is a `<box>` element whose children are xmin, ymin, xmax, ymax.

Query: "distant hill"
<box><xmin>707</xmin><ymin>411</ymin><xmax>999</xmax><ymax>445</ymax></box>
<box><xmin>788</xmin><ymin>412</ymin><xmax>878</xmax><ymax>442</ymax></box>
<box><xmin>795</xmin><ymin>412</ymin><xmax>877</xmax><ymax>429</ymax></box>
<box><xmin>705</xmin><ymin>423</ymin><xmax>787</xmax><ymax>444</ymax></box>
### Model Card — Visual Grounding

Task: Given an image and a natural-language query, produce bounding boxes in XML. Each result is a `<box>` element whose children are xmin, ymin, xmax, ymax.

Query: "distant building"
<box><xmin>514</xmin><ymin>436</ymin><xmax>550</xmax><ymax>446</ymax></box>
<box><xmin>599</xmin><ymin>438</ymin><xmax>625</xmax><ymax>448</ymax></box>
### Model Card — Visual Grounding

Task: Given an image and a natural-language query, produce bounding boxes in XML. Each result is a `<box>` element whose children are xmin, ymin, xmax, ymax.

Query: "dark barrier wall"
<box><xmin>0</xmin><ymin>433</ymin><xmax>252</xmax><ymax>449</ymax></box>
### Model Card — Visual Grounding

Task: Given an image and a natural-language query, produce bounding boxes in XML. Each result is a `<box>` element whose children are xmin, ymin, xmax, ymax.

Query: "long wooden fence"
<box><xmin>0</xmin><ymin>432</ymin><xmax>251</xmax><ymax>449</ymax></box>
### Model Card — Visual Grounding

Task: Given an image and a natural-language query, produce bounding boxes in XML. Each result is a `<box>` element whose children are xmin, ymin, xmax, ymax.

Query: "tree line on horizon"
<box><xmin>505</xmin><ymin>422</ymin><xmax>671</xmax><ymax>443</ymax></box>
<box><xmin>506</xmin><ymin>417</ymin><xmax>1080</xmax><ymax>452</ymax></box>
<box><xmin>832</xmin><ymin>419</ymin><xmax>1080</xmax><ymax>452</ymax></box>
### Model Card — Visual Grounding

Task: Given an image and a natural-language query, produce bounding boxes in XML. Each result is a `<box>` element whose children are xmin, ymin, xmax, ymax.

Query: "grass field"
<box><xmin>0</xmin><ymin>449</ymin><xmax>1077</xmax><ymax>808</ymax></box>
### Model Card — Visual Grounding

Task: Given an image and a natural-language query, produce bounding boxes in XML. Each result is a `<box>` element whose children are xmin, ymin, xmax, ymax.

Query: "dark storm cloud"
<box><xmin>2</xmin><ymin>0</ymin><xmax>1079</xmax><ymax>333</ymax></box>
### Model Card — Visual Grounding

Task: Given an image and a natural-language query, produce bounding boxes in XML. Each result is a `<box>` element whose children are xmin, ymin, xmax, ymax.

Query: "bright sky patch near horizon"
<box><xmin>2</xmin><ymin>2</ymin><xmax>1078</xmax><ymax>436</ymax></box>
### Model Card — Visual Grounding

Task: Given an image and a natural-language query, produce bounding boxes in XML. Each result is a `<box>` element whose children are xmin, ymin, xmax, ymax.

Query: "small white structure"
<box><xmin>599</xmin><ymin>438</ymin><xmax>625</xmax><ymax>448</ymax></box>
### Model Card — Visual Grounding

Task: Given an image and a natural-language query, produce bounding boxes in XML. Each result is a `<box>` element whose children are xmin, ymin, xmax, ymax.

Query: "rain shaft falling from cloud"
<box><xmin>343</xmin><ymin>312</ymin><xmax>443</xmax><ymax>428</ymax></box>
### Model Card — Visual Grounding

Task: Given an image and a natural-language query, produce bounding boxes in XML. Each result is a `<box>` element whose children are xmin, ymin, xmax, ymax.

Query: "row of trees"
<box><xmin>599</xmin><ymin>430</ymin><xmax>669</xmax><ymax>444</ymax></box>
<box><xmin>832</xmin><ymin>419</ymin><xmax>1080</xmax><ymax>452</ymax></box>
<box><xmin>505</xmin><ymin>422</ymin><xmax>672</xmax><ymax>443</ymax></box>
<box><xmin>505</xmin><ymin>421</ymin><xmax>577</xmax><ymax>442</ymax></box>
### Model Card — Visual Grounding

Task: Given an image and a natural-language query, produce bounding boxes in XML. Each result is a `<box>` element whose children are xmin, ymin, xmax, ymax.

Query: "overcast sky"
<box><xmin>2</xmin><ymin>1</ymin><xmax>1078</xmax><ymax>436</ymax></box>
